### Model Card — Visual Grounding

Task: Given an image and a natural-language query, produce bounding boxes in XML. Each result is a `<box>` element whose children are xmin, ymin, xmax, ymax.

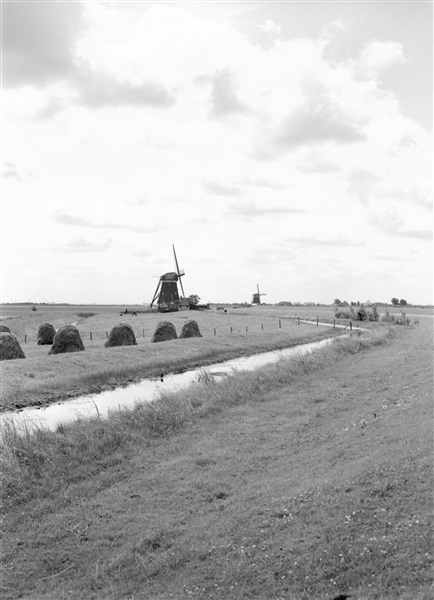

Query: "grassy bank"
<box><xmin>1</xmin><ymin>324</ymin><xmax>432</xmax><ymax>600</ymax></box>
<box><xmin>1</xmin><ymin>307</ymin><xmax>344</xmax><ymax>411</ymax></box>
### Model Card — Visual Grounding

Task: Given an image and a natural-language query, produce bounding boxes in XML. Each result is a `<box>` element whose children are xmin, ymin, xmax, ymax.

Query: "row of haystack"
<box><xmin>150</xmin><ymin>319</ymin><xmax>202</xmax><ymax>342</ymax></box>
<box><xmin>105</xmin><ymin>319</ymin><xmax>202</xmax><ymax>346</ymax></box>
<box><xmin>0</xmin><ymin>319</ymin><xmax>202</xmax><ymax>360</ymax></box>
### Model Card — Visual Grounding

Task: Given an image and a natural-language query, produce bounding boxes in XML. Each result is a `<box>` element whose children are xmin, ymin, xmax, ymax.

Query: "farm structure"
<box><xmin>252</xmin><ymin>284</ymin><xmax>267</xmax><ymax>305</ymax></box>
<box><xmin>150</xmin><ymin>246</ymin><xmax>209</xmax><ymax>312</ymax></box>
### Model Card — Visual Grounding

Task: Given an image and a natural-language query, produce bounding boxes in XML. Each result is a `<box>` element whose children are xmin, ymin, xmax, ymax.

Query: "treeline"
<box><xmin>334</xmin><ymin>298</ymin><xmax>409</xmax><ymax>307</ymax></box>
<box><xmin>2</xmin><ymin>302</ymin><xmax>71</xmax><ymax>306</ymax></box>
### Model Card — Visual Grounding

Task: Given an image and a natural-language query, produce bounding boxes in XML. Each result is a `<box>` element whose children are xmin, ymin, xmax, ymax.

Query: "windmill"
<box><xmin>252</xmin><ymin>283</ymin><xmax>267</xmax><ymax>305</ymax></box>
<box><xmin>150</xmin><ymin>245</ymin><xmax>189</xmax><ymax>312</ymax></box>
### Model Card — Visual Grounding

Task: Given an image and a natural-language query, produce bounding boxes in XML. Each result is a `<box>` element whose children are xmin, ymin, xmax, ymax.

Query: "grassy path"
<box><xmin>1</xmin><ymin>325</ymin><xmax>433</xmax><ymax>600</ymax></box>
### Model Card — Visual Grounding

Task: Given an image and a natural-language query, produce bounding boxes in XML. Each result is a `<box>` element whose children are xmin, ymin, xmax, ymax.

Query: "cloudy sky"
<box><xmin>1</xmin><ymin>0</ymin><xmax>432</xmax><ymax>305</ymax></box>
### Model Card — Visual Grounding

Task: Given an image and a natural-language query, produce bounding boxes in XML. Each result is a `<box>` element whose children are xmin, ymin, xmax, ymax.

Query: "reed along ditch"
<box><xmin>2</xmin><ymin>337</ymin><xmax>339</xmax><ymax>436</ymax></box>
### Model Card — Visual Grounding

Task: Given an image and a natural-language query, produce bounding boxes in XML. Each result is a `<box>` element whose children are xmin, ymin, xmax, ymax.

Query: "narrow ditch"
<box><xmin>2</xmin><ymin>337</ymin><xmax>339</xmax><ymax>435</ymax></box>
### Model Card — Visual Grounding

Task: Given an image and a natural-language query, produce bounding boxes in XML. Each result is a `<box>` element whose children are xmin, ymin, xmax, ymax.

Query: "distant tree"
<box><xmin>391</xmin><ymin>298</ymin><xmax>399</xmax><ymax>306</ymax></box>
<box><xmin>356</xmin><ymin>304</ymin><xmax>368</xmax><ymax>321</ymax></box>
<box><xmin>188</xmin><ymin>294</ymin><xmax>200</xmax><ymax>305</ymax></box>
<box><xmin>341</xmin><ymin>300</ymin><xmax>349</xmax><ymax>306</ymax></box>
<box><xmin>334</xmin><ymin>299</ymin><xmax>342</xmax><ymax>306</ymax></box>
<box><xmin>399</xmin><ymin>298</ymin><xmax>408</xmax><ymax>306</ymax></box>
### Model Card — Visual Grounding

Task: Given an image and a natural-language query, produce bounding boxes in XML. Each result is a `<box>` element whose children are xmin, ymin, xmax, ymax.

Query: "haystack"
<box><xmin>37</xmin><ymin>322</ymin><xmax>56</xmax><ymax>345</ymax></box>
<box><xmin>0</xmin><ymin>324</ymin><xmax>11</xmax><ymax>333</ymax></box>
<box><xmin>179</xmin><ymin>319</ymin><xmax>202</xmax><ymax>339</ymax></box>
<box><xmin>0</xmin><ymin>333</ymin><xmax>25</xmax><ymax>361</ymax></box>
<box><xmin>151</xmin><ymin>321</ymin><xmax>178</xmax><ymax>343</ymax></box>
<box><xmin>105</xmin><ymin>323</ymin><xmax>137</xmax><ymax>348</ymax></box>
<box><xmin>49</xmin><ymin>325</ymin><xmax>85</xmax><ymax>355</ymax></box>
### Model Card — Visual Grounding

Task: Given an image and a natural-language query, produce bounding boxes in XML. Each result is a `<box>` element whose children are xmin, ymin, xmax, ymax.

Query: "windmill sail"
<box><xmin>173</xmin><ymin>244</ymin><xmax>186</xmax><ymax>298</ymax></box>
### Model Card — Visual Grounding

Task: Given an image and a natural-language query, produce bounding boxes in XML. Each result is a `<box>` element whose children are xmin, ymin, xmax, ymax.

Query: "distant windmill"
<box><xmin>252</xmin><ymin>283</ymin><xmax>267</xmax><ymax>305</ymax></box>
<box><xmin>150</xmin><ymin>245</ymin><xmax>189</xmax><ymax>312</ymax></box>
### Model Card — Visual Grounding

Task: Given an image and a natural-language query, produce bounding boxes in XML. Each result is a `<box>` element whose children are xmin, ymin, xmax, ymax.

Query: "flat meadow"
<box><xmin>1</xmin><ymin>304</ymin><xmax>350</xmax><ymax>411</ymax></box>
<box><xmin>1</xmin><ymin>305</ymin><xmax>433</xmax><ymax>600</ymax></box>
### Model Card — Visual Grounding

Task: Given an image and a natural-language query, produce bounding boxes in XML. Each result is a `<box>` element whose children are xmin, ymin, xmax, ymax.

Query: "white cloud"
<box><xmin>209</xmin><ymin>69</ymin><xmax>248</xmax><ymax>117</ymax></box>
<box><xmin>2</xmin><ymin>2</ymin><xmax>432</xmax><ymax>304</ymax></box>
<box><xmin>358</xmin><ymin>41</ymin><xmax>405</xmax><ymax>75</ymax></box>
<box><xmin>228</xmin><ymin>201</ymin><xmax>306</xmax><ymax>219</ymax></box>
<box><xmin>273</xmin><ymin>95</ymin><xmax>366</xmax><ymax>148</ymax></box>
<box><xmin>76</xmin><ymin>3</ymin><xmax>253</xmax><ymax>88</ymax></box>
<box><xmin>1</xmin><ymin>161</ymin><xmax>33</xmax><ymax>182</ymax></box>
<box><xmin>259</xmin><ymin>19</ymin><xmax>281</xmax><ymax>37</ymax></box>
<box><xmin>201</xmin><ymin>180</ymin><xmax>244</xmax><ymax>197</ymax></box>
<box><xmin>63</xmin><ymin>237</ymin><xmax>112</xmax><ymax>252</ymax></box>
<box><xmin>55</xmin><ymin>213</ymin><xmax>161</xmax><ymax>235</ymax></box>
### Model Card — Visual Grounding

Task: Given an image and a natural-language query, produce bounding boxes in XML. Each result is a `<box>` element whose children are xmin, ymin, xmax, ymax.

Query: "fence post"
<box><xmin>214</xmin><ymin>328</ymin><xmax>216</xmax><ymax>336</ymax></box>
<box><xmin>261</xmin><ymin>323</ymin><xmax>264</xmax><ymax>330</ymax></box>
<box><xmin>90</xmin><ymin>332</ymin><xmax>92</xmax><ymax>341</ymax></box>
<box><xmin>298</xmin><ymin>317</ymin><xmax>300</xmax><ymax>325</ymax></box>
<box><xmin>246</xmin><ymin>326</ymin><xmax>248</xmax><ymax>333</ymax></box>
<box><xmin>230</xmin><ymin>327</ymin><xmax>232</xmax><ymax>334</ymax></box>
<box><xmin>279</xmin><ymin>319</ymin><xmax>281</xmax><ymax>329</ymax></box>
<box><xmin>106</xmin><ymin>332</ymin><xmax>108</xmax><ymax>338</ymax></box>
<box><xmin>350</xmin><ymin>321</ymin><xmax>352</xmax><ymax>331</ymax></box>
<box><xmin>143</xmin><ymin>329</ymin><xmax>144</xmax><ymax>337</ymax></box>
<box><xmin>333</xmin><ymin>319</ymin><xmax>335</xmax><ymax>329</ymax></box>
<box><xmin>316</xmin><ymin>317</ymin><xmax>319</xmax><ymax>326</ymax></box>
<box><xmin>25</xmin><ymin>334</ymin><xmax>27</xmax><ymax>344</ymax></box>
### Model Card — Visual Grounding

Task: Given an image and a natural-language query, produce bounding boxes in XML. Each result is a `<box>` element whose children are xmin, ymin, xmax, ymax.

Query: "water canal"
<box><xmin>2</xmin><ymin>336</ymin><xmax>338</xmax><ymax>435</ymax></box>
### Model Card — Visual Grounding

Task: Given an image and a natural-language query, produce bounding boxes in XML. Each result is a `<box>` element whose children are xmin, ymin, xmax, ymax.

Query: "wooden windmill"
<box><xmin>252</xmin><ymin>283</ymin><xmax>267</xmax><ymax>305</ymax></box>
<box><xmin>150</xmin><ymin>245</ymin><xmax>189</xmax><ymax>312</ymax></box>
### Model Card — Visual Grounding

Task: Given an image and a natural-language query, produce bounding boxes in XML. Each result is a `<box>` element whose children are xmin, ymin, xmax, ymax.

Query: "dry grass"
<box><xmin>1</xmin><ymin>324</ymin><xmax>432</xmax><ymax>600</ymax></box>
<box><xmin>36</xmin><ymin>323</ymin><xmax>56</xmax><ymax>346</ymax></box>
<box><xmin>4</xmin><ymin>332</ymin><xmax>387</xmax><ymax>499</ymax></box>
<box><xmin>104</xmin><ymin>323</ymin><xmax>137</xmax><ymax>348</ymax></box>
<box><xmin>179</xmin><ymin>319</ymin><xmax>202</xmax><ymax>338</ymax></box>
<box><xmin>0</xmin><ymin>332</ymin><xmax>26</xmax><ymax>361</ymax></box>
<box><xmin>48</xmin><ymin>325</ymin><xmax>85</xmax><ymax>355</ymax></box>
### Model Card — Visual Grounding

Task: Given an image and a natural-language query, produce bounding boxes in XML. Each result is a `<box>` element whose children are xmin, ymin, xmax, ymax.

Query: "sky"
<box><xmin>1</xmin><ymin>0</ymin><xmax>433</xmax><ymax>306</ymax></box>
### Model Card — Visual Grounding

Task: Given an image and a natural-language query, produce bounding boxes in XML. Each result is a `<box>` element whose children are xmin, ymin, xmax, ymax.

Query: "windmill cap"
<box><xmin>161</xmin><ymin>272</ymin><xmax>179</xmax><ymax>281</ymax></box>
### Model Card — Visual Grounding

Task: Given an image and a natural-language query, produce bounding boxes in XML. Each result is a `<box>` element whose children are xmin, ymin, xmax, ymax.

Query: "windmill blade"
<box><xmin>179</xmin><ymin>274</ymin><xmax>186</xmax><ymax>299</ymax></box>
<box><xmin>173</xmin><ymin>244</ymin><xmax>182</xmax><ymax>276</ymax></box>
<box><xmin>257</xmin><ymin>284</ymin><xmax>260</xmax><ymax>295</ymax></box>
<box><xmin>173</xmin><ymin>244</ymin><xmax>186</xmax><ymax>297</ymax></box>
<box><xmin>150</xmin><ymin>279</ymin><xmax>162</xmax><ymax>307</ymax></box>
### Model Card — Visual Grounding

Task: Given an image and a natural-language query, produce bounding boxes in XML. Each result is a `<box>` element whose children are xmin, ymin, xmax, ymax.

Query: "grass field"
<box><xmin>1</xmin><ymin>318</ymin><xmax>432</xmax><ymax>600</ymax></box>
<box><xmin>0</xmin><ymin>305</ymin><xmax>355</xmax><ymax>411</ymax></box>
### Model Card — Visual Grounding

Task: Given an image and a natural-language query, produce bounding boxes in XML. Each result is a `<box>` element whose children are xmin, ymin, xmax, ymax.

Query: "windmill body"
<box><xmin>150</xmin><ymin>247</ymin><xmax>190</xmax><ymax>312</ymax></box>
<box><xmin>252</xmin><ymin>284</ymin><xmax>267</xmax><ymax>305</ymax></box>
<box><xmin>154</xmin><ymin>272</ymin><xmax>181</xmax><ymax>312</ymax></box>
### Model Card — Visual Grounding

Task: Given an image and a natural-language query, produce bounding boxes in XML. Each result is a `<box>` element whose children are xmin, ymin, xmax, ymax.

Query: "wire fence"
<box><xmin>15</xmin><ymin>316</ymin><xmax>357</xmax><ymax>345</ymax></box>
